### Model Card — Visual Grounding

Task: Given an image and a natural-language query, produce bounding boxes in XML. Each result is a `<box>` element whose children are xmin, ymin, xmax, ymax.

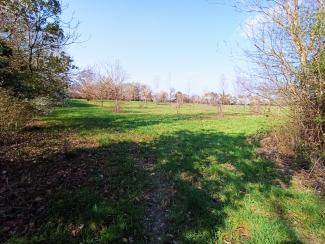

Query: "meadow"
<box><xmin>5</xmin><ymin>100</ymin><xmax>325</xmax><ymax>243</ymax></box>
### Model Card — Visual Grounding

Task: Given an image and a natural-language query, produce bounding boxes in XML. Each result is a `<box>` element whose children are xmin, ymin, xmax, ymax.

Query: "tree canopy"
<box><xmin>0</xmin><ymin>0</ymin><xmax>76</xmax><ymax>100</ymax></box>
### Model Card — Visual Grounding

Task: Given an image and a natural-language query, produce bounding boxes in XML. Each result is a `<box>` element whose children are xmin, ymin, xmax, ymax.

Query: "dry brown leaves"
<box><xmin>0</xmin><ymin>120</ymin><xmax>104</xmax><ymax>241</ymax></box>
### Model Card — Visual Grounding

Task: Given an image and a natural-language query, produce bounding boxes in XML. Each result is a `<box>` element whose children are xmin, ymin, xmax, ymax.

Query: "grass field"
<box><xmin>7</xmin><ymin>100</ymin><xmax>325</xmax><ymax>243</ymax></box>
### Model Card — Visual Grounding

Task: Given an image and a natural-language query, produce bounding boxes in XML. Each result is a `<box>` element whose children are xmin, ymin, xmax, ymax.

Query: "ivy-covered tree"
<box><xmin>0</xmin><ymin>0</ymin><xmax>77</xmax><ymax>100</ymax></box>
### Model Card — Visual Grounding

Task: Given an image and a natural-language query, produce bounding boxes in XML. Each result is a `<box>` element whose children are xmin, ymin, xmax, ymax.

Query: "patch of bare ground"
<box><xmin>135</xmin><ymin>152</ymin><xmax>176</xmax><ymax>243</ymax></box>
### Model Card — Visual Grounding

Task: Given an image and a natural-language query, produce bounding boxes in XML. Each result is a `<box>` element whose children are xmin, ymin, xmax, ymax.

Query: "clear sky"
<box><xmin>62</xmin><ymin>0</ymin><xmax>250</xmax><ymax>95</ymax></box>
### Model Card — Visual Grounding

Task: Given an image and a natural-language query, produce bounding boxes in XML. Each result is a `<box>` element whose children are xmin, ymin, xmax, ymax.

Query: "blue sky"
<box><xmin>62</xmin><ymin>0</ymin><xmax>250</xmax><ymax>95</ymax></box>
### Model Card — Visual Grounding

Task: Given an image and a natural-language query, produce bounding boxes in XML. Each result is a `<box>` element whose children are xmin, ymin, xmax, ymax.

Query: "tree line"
<box><xmin>71</xmin><ymin>65</ymin><xmax>269</xmax><ymax>111</ymax></box>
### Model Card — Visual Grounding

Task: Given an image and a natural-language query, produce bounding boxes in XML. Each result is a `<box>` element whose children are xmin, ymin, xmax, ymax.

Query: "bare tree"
<box><xmin>122</xmin><ymin>83</ymin><xmax>139</xmax><ymax>101</ymax></box>
<box><xmin>105</xmin><ymin>60</ymin><xmax>127</xmax><ymax>112</ymax></box>
<box><xmin>96</xmin><ymin>72</ymin><xmax>113</xmax><ymax>107</ymax></box>
<box><xmin>249</xmin><ymin>96</ymin><xmax>262</xmax><ymax>114</ymax></box>
<box><xmin>175</xmin><ymin>91</ymin><xmax>184</xmax><ymax>114</ymax></box>
<box><xmin>215</xmin><ymin>74</ymin><xmax>227</xmax><ymax>116</ymax></box>
<box><xmin>140</xmin><ymin>84</ymin><xmax>152</xmax><ymax>104</ymax></box>
<box><xmin>238</xmin><ymin>1</ymin><xmax>325</xmax><ymax>163</ymax></box>
<box><xmin>76</xmin><ymin>67</ymin><xmax>97</xmax><ymax>101</ymax></box>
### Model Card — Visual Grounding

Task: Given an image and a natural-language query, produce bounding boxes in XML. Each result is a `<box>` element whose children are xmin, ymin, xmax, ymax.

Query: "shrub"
<box><xmin>0</xmin><ymin>88</ymin><xmax>36</xmax><ymax>132</ymax></box>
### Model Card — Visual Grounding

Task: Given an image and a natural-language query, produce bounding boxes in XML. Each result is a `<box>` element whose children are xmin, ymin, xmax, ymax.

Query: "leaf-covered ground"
<box><xmin>1</xmin><ymin>100</ymin><xmax>324</xmax><ymax>243</ymax></box>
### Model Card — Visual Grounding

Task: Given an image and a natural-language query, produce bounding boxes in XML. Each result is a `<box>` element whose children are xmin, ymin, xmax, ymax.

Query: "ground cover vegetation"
<box><xmin>1</xmin><ymin>100</ymin><xmax>324</xmax><ymax>243</ymax></box>
<box><xmin>0</xmin><ymin>0</ymin><xmax>324</xmax><ymax>243</ymax></box>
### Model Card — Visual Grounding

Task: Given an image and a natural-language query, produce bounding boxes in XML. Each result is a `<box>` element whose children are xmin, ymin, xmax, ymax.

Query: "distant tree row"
<box><xmin>71</xmin><ymin>65</ymin><xmax>272</xmax><ymax>115</ymax></box>
<box><xmin>70</xmin><ymin>63</ymin><xmax>153</xmax><ymax>111</ymax></box>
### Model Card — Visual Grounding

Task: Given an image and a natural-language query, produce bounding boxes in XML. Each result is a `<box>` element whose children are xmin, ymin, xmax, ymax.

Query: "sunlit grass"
<box><xmin>10</xmin><ymin>99</ymin><xmax>324</xmax><ymax>243</ymax></box>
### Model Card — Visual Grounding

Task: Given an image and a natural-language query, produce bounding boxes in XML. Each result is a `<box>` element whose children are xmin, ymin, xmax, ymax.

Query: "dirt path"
<box><xmin>134</xmin><ymin>145</ymin><xmax>176</xmax><ymax>243</ymax></box>
<box><xmin>143</xmin><ymin>170</ymin><xmax>173</xmax><ymax>243</ymax></box>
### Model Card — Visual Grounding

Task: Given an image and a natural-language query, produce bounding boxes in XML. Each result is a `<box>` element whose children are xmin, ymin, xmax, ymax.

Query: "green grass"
<box><xmin>9</xmin><ymin>100</ymin><xmax>325</xmax><ymax>243</ymax></box>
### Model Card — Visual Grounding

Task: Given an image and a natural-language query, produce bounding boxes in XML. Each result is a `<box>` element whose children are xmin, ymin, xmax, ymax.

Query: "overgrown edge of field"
<box><xmin>251</xmin><ymin>130</ymin><xmax>325</xmax><ymax>194</ymax></box>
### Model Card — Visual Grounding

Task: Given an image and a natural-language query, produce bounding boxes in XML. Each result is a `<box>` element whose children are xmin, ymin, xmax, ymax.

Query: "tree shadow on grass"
<box><xmin>63</xmin><ymin>99</ymin><xmax>99</xmax><ymax>108</ymax></box>
<box><xmin>46</xmin><ymin>112</ymin><xmax>194</xmax><ymax>134</ymax></box>
<box><xmin>148</xmin><ymin>130</ymin><xmax>302</xmax><ymax>243</ymax></box>
<box><xmin>1</xmin><ymin>129</ymin><xmax>308</xmax><ymax>243</ymax></box>
<box><xmin>1</xmin><ymin>137</ymin><xmax>153</xmax><ymax>243</ymax></box>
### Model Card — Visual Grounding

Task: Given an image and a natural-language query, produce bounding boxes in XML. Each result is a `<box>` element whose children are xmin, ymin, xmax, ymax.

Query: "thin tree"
<box><xmin>217</xmin><ymin>74</ymin><xmax>227</xmax><ymax>117</ymax></box>
<box><xmin>105</xmin><ymin>60</ymin><xmax>127</xmax><ymax>112</ymax></box>
<box><xmin>175</xmin><ymin>91</ymin><xmax>184</xmax><ymax>114</ymax></box>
